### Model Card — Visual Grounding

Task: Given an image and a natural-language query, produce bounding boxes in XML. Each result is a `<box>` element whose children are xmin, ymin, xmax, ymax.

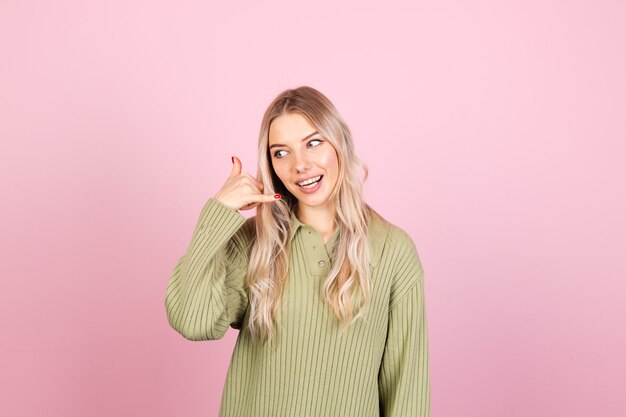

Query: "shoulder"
<box><xmin>367</xmin><ymin>207</ymin><xmax>423</xmax><ymax>275</ymax></box>
<box><xmin>386</xmin><ymin>225</ymin><xmax>424</xmax><ymax>297</ymax></box>
<box><xmin>366</xmin><ymin>207</ymin><xmax>418</xmax><ymax>251</ymax></box>
<box><xmin>375</xmin><ymin>221</ymin><xmax>425</xmax><ymax>310</ymax></box>
<box><xmin>388</xmin><ymin>225</ymin><xmax>419</xmax><ymax>256</ymax></box>
<box><xmin>366</xmin><ymin>207</ymin><xmax>419</xmax><ymax>269</ymax></box>
<box><xmin>365</xmin><ymin>209</ymin><xmax>393</xmax><ymax>267</ymax></box>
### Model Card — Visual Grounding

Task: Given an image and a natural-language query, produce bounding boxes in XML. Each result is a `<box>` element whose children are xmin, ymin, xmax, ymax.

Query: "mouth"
<box><xmin>297</xmin><ymin>174</ymin><xmax>323</xmax><ymax>189</ymax></box>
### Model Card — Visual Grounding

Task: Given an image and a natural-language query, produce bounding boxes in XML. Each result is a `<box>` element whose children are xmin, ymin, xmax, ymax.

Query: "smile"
<box><xmin>297</xmin><ymin>175</ymin><xmax>323</xmax><ymax>188</ymax></box>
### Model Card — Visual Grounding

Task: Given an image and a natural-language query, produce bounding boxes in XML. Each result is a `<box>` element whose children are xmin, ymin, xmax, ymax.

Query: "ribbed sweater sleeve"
<box><xmin>165</xmin><ymin>198</ymin><xmax>250</xmax><ymax>341</ymax></box>
<box><xmin>378</xmin><ymin>229</ymin><xmax>430</xmax><ymax>417</ymax></box>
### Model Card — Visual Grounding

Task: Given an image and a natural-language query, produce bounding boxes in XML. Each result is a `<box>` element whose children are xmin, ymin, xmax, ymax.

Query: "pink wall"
<box><xmin>1</xmin><ymin>1</ymin><xmax>624</xmax><ymax>416</ymax></box>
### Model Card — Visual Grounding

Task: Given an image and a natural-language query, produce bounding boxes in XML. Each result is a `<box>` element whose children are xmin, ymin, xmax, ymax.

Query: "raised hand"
<box><xmin>213</xmin><ymin>156</ymin><xmax>281</xmax><ymax>211</ymax></box>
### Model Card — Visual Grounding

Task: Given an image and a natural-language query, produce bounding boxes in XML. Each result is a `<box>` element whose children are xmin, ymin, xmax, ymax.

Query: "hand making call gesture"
<box><xmin>213</xmin><ymin>156</ymin><xmax>282</xmax><ymax>211</ymax></box>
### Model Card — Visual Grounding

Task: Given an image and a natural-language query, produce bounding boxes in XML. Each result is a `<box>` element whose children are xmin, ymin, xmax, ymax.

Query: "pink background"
<box><xmin>1</xmin><ymin>1</ymin><xmax>625</xmax><ymax>416</ymax></box>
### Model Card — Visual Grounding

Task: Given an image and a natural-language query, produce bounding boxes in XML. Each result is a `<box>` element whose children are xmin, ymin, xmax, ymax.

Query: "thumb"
<box><xmin>230</xmin><ymin>155</ymin><xmax>242</xmax><ymax>177</ymax></box>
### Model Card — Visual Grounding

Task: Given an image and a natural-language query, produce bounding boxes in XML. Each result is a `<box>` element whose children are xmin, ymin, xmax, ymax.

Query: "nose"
<box><xmin>294</xmin><ymin>151</ymin><xmax>311</xmax><ymax>173</ymax></box>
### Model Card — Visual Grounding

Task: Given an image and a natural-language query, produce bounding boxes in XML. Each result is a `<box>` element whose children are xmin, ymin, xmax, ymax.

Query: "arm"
<box><xmin>378</xmin><ymin>229</ymin><xmax>430</xmax><ymax>417</ymax></box>
<box><xmin>164</xmin><ymin>198</ymin><xmax>252</xmax><ymax>341</ymax></box>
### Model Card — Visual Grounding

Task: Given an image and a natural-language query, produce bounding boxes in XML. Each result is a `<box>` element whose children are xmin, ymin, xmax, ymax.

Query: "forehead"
<box><xmin>268</xmin><ymin>113</ymin><xmax>316</xmax><ymax>144</ymax></box>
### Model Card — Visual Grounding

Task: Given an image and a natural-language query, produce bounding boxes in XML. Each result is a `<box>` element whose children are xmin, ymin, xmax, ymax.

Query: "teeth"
<box><xmin>301</xmin><ymin>180</ymin><xmax>320</xmax><ymax>189</ymax></box>
<box><xmin>297</xmin><ymin>175</ymin><xmax>321</xmax><ymax>186</ymax></box>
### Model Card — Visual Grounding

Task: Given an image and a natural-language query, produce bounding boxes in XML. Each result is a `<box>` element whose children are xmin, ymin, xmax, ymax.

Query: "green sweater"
<box><xmin>165</xmin><ymin>198</ymin><xmax>430</xmax><ymax>417</ymax></box>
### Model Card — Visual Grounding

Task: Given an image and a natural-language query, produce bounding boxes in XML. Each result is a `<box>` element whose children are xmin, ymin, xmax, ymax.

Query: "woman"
<box><xmin>165</xmin><ymin>86</ymin><xmax>430</xmax><ymax>417</ymax></box>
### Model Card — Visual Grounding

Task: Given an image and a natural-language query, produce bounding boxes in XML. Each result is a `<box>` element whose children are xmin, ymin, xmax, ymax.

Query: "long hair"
<box><xmin>245</xmin><ymin>86</ymin><xmax>387</xmax><ymax>348</ymax></box>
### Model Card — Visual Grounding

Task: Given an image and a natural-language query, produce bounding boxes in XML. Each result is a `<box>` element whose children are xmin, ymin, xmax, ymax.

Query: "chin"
<box><xmin>300</xmin><ymin>194</ymin><xmax>331</xmax><ymax>205</ymax></box>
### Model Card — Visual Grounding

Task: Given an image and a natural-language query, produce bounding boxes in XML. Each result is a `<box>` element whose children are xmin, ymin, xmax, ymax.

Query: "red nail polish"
<box><xmin>274</xmin><ymin>194</ymin><xmax>281</xmax><ymax>199</ymax></box>
<box><xmin>231</xmin><ymin>156</ymin><xmax>234</xmax><ymax>163</ymax></box>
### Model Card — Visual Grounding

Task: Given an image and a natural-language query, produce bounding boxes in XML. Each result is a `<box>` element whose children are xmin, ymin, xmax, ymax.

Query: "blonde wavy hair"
<box><xmin>245</xmin><ymin>86</ymin><xmax>387</xmax><ymax>348</ymax></box>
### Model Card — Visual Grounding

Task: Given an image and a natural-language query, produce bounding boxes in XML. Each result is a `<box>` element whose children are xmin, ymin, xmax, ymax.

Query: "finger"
<box><xmin>250</xmin><ymin>193</ymin><xmax>281</xmax><ymax>204</ymax></box>
<box><xmin>243</xmin><ymin>173</ymin><xmax>264</xmax><ymax>189</ymax></box>
<box><xmin>239</xmin><ymin>202</ymin><xmax>258</xmax><ymax>211</ymax></box>
<box><xmin>230</xmin><ymin>156</ymin><xmax>242</xmax><ymax>178</ymax></box>
<box><xmin>245</xmin><ymin>184</ymin><xmax>264</xmax><ymax>197</ymax></box>
<box><xmin>240</xmin><ymin>178</ymin><xmax>263</xmax><ymax>195</ymax></box>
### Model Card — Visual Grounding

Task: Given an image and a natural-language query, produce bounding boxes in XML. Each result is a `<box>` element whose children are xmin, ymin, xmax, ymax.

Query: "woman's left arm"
<box><xmin>378</xmin><ymin>230</ymin><xmax>430</xmax><ymax>417</ymax></box>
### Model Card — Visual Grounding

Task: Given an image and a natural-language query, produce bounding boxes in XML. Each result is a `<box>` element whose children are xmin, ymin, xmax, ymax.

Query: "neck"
<box><xmin>296</xmin><ymin>202</ymin><xmax>337</xmax><ymax>238</ymax></box>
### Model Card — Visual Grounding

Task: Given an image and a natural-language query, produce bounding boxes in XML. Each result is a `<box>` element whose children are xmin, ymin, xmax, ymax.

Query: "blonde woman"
<box><xmin>165</xmin><ymin>86</ymin><xmax>430</xmax><ymax>417</ymax></box>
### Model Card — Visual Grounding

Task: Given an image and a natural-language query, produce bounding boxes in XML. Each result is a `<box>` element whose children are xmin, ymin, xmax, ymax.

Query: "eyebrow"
<box><xmin>269</xmin><ymin>131</ymin><xmax>319</xmax><ymax>149</ymax></box>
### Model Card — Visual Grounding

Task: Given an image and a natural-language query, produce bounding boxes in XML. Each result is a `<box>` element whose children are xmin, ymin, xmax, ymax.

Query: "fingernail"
<box><xmin>274</xmin><ymin>194</ymin><xmax>281</xmax><ymax>199</ymax></box>
<box><xmin>231</xmin><ymin>156</ymin><xmax>234</xmax><ymax>163</ymax></box>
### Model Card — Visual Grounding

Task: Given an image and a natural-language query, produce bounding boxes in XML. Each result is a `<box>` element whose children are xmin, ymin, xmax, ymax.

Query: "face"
<box><xmin>268</xmin><ymin>112</ymin><xmax>339</xmax><ymax>211</ymax></box>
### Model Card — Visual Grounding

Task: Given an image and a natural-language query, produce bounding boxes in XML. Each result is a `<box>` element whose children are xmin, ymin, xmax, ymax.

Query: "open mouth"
<box><xmin>297</xmin><ymin>175</ymin><xmax>323</xmax><ymax>188</ymax></box>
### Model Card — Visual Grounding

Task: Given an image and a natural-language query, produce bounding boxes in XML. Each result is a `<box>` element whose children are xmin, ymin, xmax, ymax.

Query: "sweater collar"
<box><xmin>288</xmin><ymin>210</ymin><xmax>386</xmax><ymax>267</ymax></box>
<box><xmin>289</xmin><ymin>210</ymin><xmax>305</xmax><ymax>241</ymax></box>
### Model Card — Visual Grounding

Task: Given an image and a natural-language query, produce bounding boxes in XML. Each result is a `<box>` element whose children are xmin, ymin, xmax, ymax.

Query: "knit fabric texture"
<box><xmin>165</xmin><ymin>198</ymin><xmax>430</xmax><ymax>417</ymax></box>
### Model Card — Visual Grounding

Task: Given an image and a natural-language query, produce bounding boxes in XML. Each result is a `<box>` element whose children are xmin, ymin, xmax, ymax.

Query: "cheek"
<box><xmin>272</xmin><ymin>162</ymin><xmax>290</xmax><ymax>184</ymax></box>
<box><xmin>320</xmin><ymin>150</ymin><xmax>339</xmax><ymax>174</ymax></box>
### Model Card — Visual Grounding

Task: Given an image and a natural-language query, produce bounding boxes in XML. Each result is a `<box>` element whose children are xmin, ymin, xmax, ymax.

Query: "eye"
<box><xmin>307</xmin><ymin>138</ymin><xmax>323</xmax><ymax>148</ymax></box>
<box><xmin>273</xmin><ymin>149</ymin><xmax>287</xmax><ymax>158</ymax></box>
<box><xmin>272</xmin><ymin>138</ymin><xmax>323</xmax><ymax>159</ymax></box>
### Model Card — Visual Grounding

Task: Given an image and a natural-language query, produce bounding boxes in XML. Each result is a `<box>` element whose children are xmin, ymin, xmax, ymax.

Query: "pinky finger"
<box><xmin>254</xmin><ymin>193</ymin><xmax>281</xmax><ymax>203</ymax></box>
